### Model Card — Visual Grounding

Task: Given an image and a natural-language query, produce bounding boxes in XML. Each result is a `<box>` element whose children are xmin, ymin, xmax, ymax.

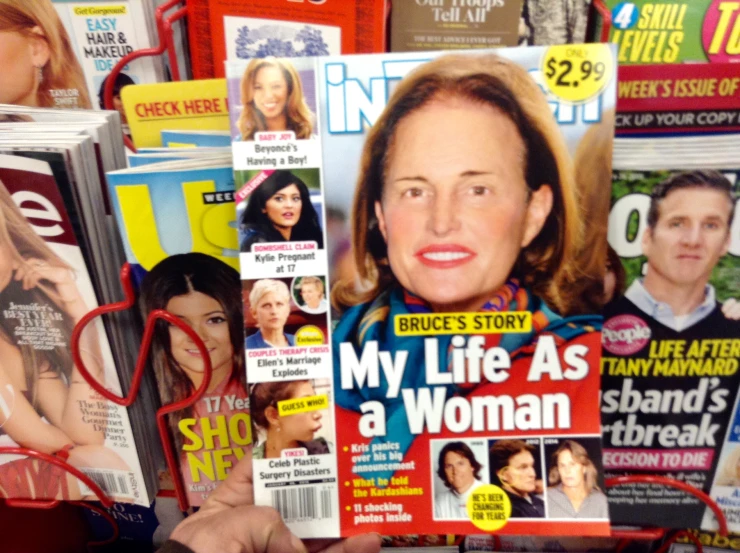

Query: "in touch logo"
<box><xmin>602</xmin><ymin>314</ymin><xmax>651</xmax><ymax>355</ymax></box>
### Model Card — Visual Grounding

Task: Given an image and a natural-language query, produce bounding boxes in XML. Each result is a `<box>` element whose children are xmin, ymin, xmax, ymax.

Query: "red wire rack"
<box><xmin>0</xmin><ymin>447</ymin><xmax>119</xmax><ymax>550</ymax></box>
<box><xmin>103</xmin><ymin>0</ymin><xmax>189</xmax><ymax>152</ymax></box>
<box><xmin>72</xmin><ymin>263</ymin><xmax>213</xmax><ymax>512</ymax></box>
<box><xmin>7</xmin><ymin>1</ymin><xmax>732</xmax><ymax>549</ymax></box>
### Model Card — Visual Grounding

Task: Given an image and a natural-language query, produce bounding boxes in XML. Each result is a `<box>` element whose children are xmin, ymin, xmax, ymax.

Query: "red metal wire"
<box><xmin>71</xmin><ymin>262</ymin><xmax>213</xmax><ymax>510</ymax></box>
<box><xmin>103</xmin><ymin>0</ymin><xmax>186</xmax><ymax>152</ymax></box>
<box><xmin>606</xmin><ymin>474</ymin><xmax>728</xmax><ymax>536</ymax></box>
<box><xmin>592</xmin><ymin>0</ymin><xmax>612</xmax><ymax>42</ymax></box>
<box><xmin>0</xmin><ymin>447</ymin><xmax>113</xmax><ymax>507</ymax></box>
<box><xmin>612</xmin><ymin>527</ymin><xmax>666</xmax><ymax>542</ymax></box>
<box><xmin>69</xmin><ymin>500</ymin><xmax>121</xmax><ymax>550</ymax></box>
<box><xmin>164</xmin><ymin>7</ymin><xmax>189</xmax><ymax>82</ymax></box>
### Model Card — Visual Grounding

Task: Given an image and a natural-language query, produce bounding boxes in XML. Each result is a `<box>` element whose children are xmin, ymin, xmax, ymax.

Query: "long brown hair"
<box><xmin>332</xmin><ymin>53</ymin><xmax>581</xmax><ymax>316</ymax></box>
<box><xmin>568</xmin><ymin>110</ymin><xmax>615</xmax><ymax>313</ymax></box>
<box><xmin>139</xmin><ymin>253</ymin><xmax>246</xmax><ymax>454</ymax></box>
<box><xmin>0</xmin><ymin>0</ymin><xmax>92</xmax><ymax>109</ymax></box>
<box><xmin>0</xmin><ymin>180</ymin><xmax>75</xmax><ymax>407</ymax></box>
<box><xmin>237</xmin><ymin>58</ymin><xmax>313</xmax><ymax>140</ymax></box>
<box><xmin>548</xmin><ymin>439</ymin><xmax>601</xmax><ymax>493</ymax></box>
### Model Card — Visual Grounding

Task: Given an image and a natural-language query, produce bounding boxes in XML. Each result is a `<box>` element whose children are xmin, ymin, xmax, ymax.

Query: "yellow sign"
<box><xmin>121</xmin><ymin>79</ymin><xmax>230</xmax><ymax>148</ymax></box>
<box><xmin>542</xmin><ymin>44</ymin><xmax>614</xmax><ymax>104</ymax></box>
<box><xmin>467</xmin><ymin>484</ymin><xmax>511</xmax><ymax>532</ymax></box>
<box><xmin>277</xmin><ymin>394</ymin><xmax>328</xmax><ymax>416</ymax></box>
<box><xmin>394</xmin><ymin>312</ymin><xmax>531</xmax><ymax>336</ymax></box>
<box><xmin>295</xmin><ymin>325</ymin><xmax>325</xmax><ymax>346</ymax></box>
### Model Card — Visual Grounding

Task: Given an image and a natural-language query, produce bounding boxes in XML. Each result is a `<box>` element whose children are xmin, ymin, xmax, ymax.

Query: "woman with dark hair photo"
<box><xmin>237</xmin><ymin>57</ymin><xmax>314</xmax><ymax>141</ymax></box>
<box><xmin>250</xmin><ymin>380</ymin><xmax>330</xmax><ymax>459</ymax></box>
<box><xmin>434</xmin><ymin>441</ymin><xmax>485</xmax><ymax>520</ymax></box>
<box><xmin>546</xmin><ymin>440</ymin><xmax>608</xmax><ymax>519</ymax></box>
<box><xmin>332</xmin><ymin>53</ymin><xmax>602</xmax><ymax>464</ymax></box>
<box><xmin>239</xmin><ymin>170</ymin><xmax>324</xmax><ymax>252</ymax></box>
<box><xmin>139</xmin><ymin>253</ymin><xmax>248</xmax><ymax>496</ymax></box>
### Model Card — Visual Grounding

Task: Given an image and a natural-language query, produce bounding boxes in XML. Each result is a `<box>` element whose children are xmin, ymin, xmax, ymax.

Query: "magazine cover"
<box><xmin>600</xmin><ymin>0</ymin><xmax>740</xmax><ymax>64</ymax></box>
<box><xmin>228</xmin><ymin>44</ymin><xmax>617</xmax><ymax>537</ymax></box>
<box><xmin>0</xmin><ymin>153</ymin><xmax>149</xmax><ymax>505</ymax></box>
<box><xmin>52</xmin><ymin>0</ymin><xmax>162</xmax><ymax>109</ymax></box>
<box><xmin>615</xmin><ymin>63</ymin><xmax>740</xmax><ymax>135</ymax></box>
<box><xmin>198</xmin><ymin>0</ymin><xmax>387</xmax><ymax>80</ymax></box>
<box><xmin>390</xmin><ymin>0</ymin><xmax>523</xmax><ymax>52</ymax></box>
<box><xmin>602</xmin><ymin>168</ymin><xmax>740</xmax><ymax>528</ymax></box>
<box><xmin>106</xmin><ymin>163</ymin><xmax>249</xmax><ymax>507</ymax></box>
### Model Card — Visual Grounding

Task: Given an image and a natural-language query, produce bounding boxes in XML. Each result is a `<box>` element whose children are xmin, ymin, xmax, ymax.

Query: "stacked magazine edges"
<box><xmin>0</xmin><ymin>104</ymin><xmax>157</xmax><ymax>505</ymax></box>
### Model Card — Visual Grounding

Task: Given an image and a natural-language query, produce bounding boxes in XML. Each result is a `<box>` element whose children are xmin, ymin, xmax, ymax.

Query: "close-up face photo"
<box><xmin>253</xmin><ymin>290</ymin><xmax>291</xmax><ymax>331</ymax></box>
<box><xmin>300</xmin><ymin>282</ymin><xmax>322</xmax><ymax>308</ymax></box>
<box><xmin>643</xmin><ymin>187</ymin><xmax>732</xmax><ymax>287</ymax></box>
<box><xmin>253</xmin><ymin>64</ymin><xmax>288</xmax><ymax>121</ymax></box>
<box><xmin>376</xmin><ymin>95</ymin><xmax>551</xmax><ymax>313</ymax></box>
<box><xmin>443</xmin><ymin>451</ymin><xmax>476</xmax><ymax>493</ymax></box>
<box><xmin>501</xmin><ymin>450</ymin><xmax>537</xmax><ymax>494</ymax></box>
<box><xmin>263</xmin><ymin>183</ymin><xmax>303</xmax><ymax>229</ymax></box>
<box><xmin>166</xmin><ymin>291</ymin><xmax>233</xmax><ymax>375</ymax></box>
<box><xmin>556</xmin><ymin>449</ymin><xmax>585</xmax><ymax>490</ymax></box>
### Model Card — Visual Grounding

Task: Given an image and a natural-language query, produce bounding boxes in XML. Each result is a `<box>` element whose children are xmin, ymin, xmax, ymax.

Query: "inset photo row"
<box><xmin>243</xmin><ymin>276</ymin><xmax>328</xmax><ymax>349</ymax></box>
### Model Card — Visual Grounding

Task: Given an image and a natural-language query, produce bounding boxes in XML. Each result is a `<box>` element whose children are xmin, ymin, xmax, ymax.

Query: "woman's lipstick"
<box><xmin>414</xmin><ymin>244</ymin><xmax>475</xmax><ymax>269</ymax></box>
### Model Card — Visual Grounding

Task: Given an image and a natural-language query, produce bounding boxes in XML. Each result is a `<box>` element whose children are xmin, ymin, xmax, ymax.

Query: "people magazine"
<box><xmin>227</xmin><ymin>44</ymin><xmax>617</xmax><ymax>537</ymax></box>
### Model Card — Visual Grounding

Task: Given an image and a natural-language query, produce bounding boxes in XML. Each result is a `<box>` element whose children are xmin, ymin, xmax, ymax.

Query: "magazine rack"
<box><xmin>71</xmin><ymin>263</ymin><xmax>214</xmax><ymax>512</ymax></box>
<box><xmin>592</xmin><ymin>0</ymin><xmax>612</xmax><ymax>42</ymax></box>
<box><xmin>32</xmin><ymin>0</ymin><xmax>731</xmax><ymax>548</ymax></box>
<box><xmin>0</xmin><ymin>447</ymin><xmax>119</xmax><ymax>550</ymax></box>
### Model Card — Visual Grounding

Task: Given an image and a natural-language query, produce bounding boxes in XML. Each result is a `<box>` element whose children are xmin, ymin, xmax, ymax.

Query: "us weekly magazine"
<box><xmin>106</xmin><ymin>160</ymin><xmax>250</xmax><ymax>507</ymax></box>
<box><xmin>227</xmin><ymin>44</ymin><xmax>618</xmax><ymax>537</ymax></box>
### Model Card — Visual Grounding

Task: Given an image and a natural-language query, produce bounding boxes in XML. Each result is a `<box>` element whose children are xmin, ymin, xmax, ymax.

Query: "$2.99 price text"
<box><xmin>542</xmin><ymin>44</ymin><xmax>614</xmax><ymax>103</ymax></box>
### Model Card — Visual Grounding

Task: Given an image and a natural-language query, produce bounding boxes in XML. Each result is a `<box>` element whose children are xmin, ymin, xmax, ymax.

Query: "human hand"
<box><xmin>14</xmin><ymin>258</ymin><xmax>80</xmax><ymax>304</ymax></box>
<box><xmin>722</xmin><ymin>298</ymin><xmax>740</xmax><ymax>320</ymax></box>
<box><xmin>169</xmin><ymin>450</ymin><xmax>381</xmax><ymax>553</ymax></box>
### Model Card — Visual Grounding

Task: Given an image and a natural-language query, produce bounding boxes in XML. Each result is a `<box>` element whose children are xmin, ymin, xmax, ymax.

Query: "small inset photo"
<box><xmin>250</xmin><ymin>378</ymin><xmax>334</xmax><ymax>459</ymax></box>
<box><xmin>431</xmin><ymin>439</ymin><xmax>489</xmax><ymax>520</ymax></box>
<box><xmin>292</xmin><ymin>275</ymin><xmax>328</xmax><ymax>315</ymax></box>
<box><xmin>243</xmin><ymin>277</ymin><xmax>328</xmax><ymax>349</ymax></box>
<box><xmin>489</xmin><ymin>438</ymin><xmax>544</xmax><ymax>519</ymax></box>
<box><xmin>236</xmin><ymin>169</ymin><xmax>324</xmax><ymax>253</ymax></box>
<box><xmin>543</xmin><ymin>437</ymin><xmax>608</xmax><ymax>519</ymax></box>
<box><xmin>228</xmin><ymin>55</ymin><xmax>320</xmax><ymax>141</ymax></box>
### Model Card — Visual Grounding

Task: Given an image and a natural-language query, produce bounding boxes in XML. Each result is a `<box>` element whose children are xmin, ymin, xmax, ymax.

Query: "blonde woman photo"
<box><xmin>0</xmin><ymin>180</ymin><xmax>125</xmax><ymax>500</ymax></box>
<box><xmin>236</xmin><ymin>57</ymin><xmax>313</xmax><ymax>141</ymax></box>
<box><xmin>0</xmin><ymin>0</ymin><xmax>91</xmax><ymax>109</ymax></box>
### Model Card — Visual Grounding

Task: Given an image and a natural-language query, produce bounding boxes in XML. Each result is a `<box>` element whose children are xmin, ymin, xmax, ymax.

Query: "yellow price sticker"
<box><xmin>541</xmin><ymin>44</ymin><xmax>614</xmax><ymax>104</ymax></box>
<box><xmin>466</xmin><ymin>484</ymin><xmax>511</xmax><ymax>532</ymax></box>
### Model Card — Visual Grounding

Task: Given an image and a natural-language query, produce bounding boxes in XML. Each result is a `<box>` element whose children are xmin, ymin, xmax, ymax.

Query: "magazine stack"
<box><xmin>0</xmin><ymin>104</ymin><xmax>158</xmax><ymax>506</ymax></box>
